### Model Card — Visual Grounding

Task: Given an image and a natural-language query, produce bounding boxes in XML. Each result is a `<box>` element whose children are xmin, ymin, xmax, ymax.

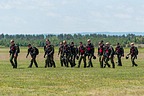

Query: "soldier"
<box><xmin>86</xmin><ymin>39</ymin><xmax>95</xmax><ymax>67</ymax></box>
<box><xmin>77</xmin><ymin>42</ymin><xmax>87</xmax><ymax>68</ymax></box>
<box><xmin>44</xmin><ymin>41</ymin><xmax>56</xmax><ymax>68</ymax></box>
<box><xmin>9</xmin><ymin>39</ymin><xmax>20</xmax><ymax>68</ymax></box>
<box><xmin>98</xmin><ymin>41</ymin><xmax>105</xmax><ymax>68</ymax></box>
<box><xmin>62</xmin><ymin>40</ymin><xmax>71</xmax><ymax>67</ymax></box>
<box><xmin>26</xmin><ymin>44</ymin><xmax>39</xmax><ymax>68</ymax></box>
<box><xmin>58</xmin><ymin>42</ymin><xmax>64</xmax><ymax>67</ymax></box>
<box><xmin>103</xmin><ymin>42</ymin><xmax>115</xmax><ymax>68</ymax></box>
<box><xmin>70</xmin><ymin>42</ymin><xmax>77</xmax><ymax>67</ymax></box>
<box><xmin>115</xmin><ymin>43</ymin><xmax>124</xmax><ymax>66</ymax></box>
<box><xmin>127</xmin><ymin>43</ymin><xmax>138</xmax><ymax>67</ymax></box>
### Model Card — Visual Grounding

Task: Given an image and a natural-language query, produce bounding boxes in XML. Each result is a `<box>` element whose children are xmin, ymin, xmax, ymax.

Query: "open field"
<box><xmin>0</xmin><ymin>47</ymin><xmax>144</xmax><ymax>96</ymax></box>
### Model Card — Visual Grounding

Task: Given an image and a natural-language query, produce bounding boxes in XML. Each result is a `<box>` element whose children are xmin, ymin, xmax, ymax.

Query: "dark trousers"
<box><xmin>60</xmin><ymin>55</ymin><xmax>64</xmax><ymax>67</ymax></box>
<box><xmin>45</xmin><ymin>55</ymin><xmax>56</xmax><ymax>68</ymax></box>
<box><xmin>70</xmin><ymin>55</ymin><xmax>76</xmax><ymax>67</ymax></box>
<box><xmin>117</xmin><ymin>55</ymin><xmax>122</xmax><ymax>66</ymax></box>
<box><xmin>131</xmin><ymin>55</ymin><xmax>138</xmax><ymax>67</ymax></box>
<box><xmin>10</xmin><ymin>54</ymin><xmax>18</xmax><ymax>68</ymax></box>
<box><xmin>78</xmin><ymin>55</ymin><xmax>86</xmax><ymax>68</ymax></box>
<box><xmin>99</xmin><ymin>55</ymin><xmax>103</xmax><ymax>68</ymax></box>
<box><xmin>29</xmin><ymin>55</ymin><xmax>38</xmax><ymax>68</ymax></box>
<box><xmin>87</xmin><ymin>54</ymin><xmax>93</xmax><ymax>67</ymax></box>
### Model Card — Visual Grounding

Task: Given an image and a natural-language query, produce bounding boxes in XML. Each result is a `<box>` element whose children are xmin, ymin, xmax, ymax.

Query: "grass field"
<box><xmin>0</xmin><ymin>47</ymin><xmax>144</xmax><ymax>96</ymax></box>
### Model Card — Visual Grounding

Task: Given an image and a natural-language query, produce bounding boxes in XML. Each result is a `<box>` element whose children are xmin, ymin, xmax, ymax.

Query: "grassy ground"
<box><xmin>0</xmin><ymin>47</ymin><xmax>144</xmax><ymax>96</ymax></box>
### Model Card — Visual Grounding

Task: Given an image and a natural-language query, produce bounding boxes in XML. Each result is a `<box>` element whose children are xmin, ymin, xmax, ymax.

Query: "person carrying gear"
<box><xmin>86</xmin><ymin>39</ymin><xmax>95</xmax><ymax>67</ymax></box>
<box><xmin>70</xmin><ymin>42</ymin><xmax>77</xmax><ymax>67</ymax></box>
<box><xmin>115</xmin><ymin>43</ymin><xmax>124</xmax><ymax>66</ymax></box>
<box><xmin>77</xmin><ymin>42</ymin><xmax>87</xmax><ymax>68</ymax></box>
<box><xmin>103</xmin><ymin>42</ymin><xmax>115</xmax><ymax>68</ymax></box>
<box><xmin>127</xmin><ymin>43</ymin><xmax>138</xmax><ymax>67</ymax></box>
<box><xmin>26</xmin><ymin>44</ymin><xmax>39</xmax><ymax>68</ymax></box>
<box><xmin>61</xmin><ymin>40</ymin><xmax>71</xmax><ymax>67</ymax></box>
<box><xmin>98</xmin><ymin>42</ymin><xmax>105</xmax><ymax>68</ymax></box>
<box><xmin>44</xmin><ymin>41</ymin><xmax>56</xmax><ymax>68</ymax></box>
<box><xmin>9</xmin><ymin>39</ymin><xmax>20</xmax><ymax>68</ymax></box>
<box><xmin>58</xmin><ymin>42</ymin><xmax>64</xmax><ymax>67</ymax></box>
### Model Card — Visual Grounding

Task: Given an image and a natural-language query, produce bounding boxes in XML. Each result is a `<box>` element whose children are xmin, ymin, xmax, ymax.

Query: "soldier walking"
<box><xmin>98</xmin><ymin>42</ymin><xmax>105</xmax><ymax>68</ymax></box>
<box><xmin>127</xmin><ymin>43</ymin><xmax>138</xmax><ymax>67</ymax></box>
<box><xmin>44</xmin><ymin>41</ymin><xmax>56</xmax><ymax>68</ymax></box>
<box><xmin>115</xmin><ymin>43</ymin><xmax>124</xmax><ymax>66</ymax></box>
<box><xmin>58</xmin><ymin>42</ymin><xmax>64</xmax><ymax>67</ymax></box>
<box><xmin>26</xmin><ymin>44</ymin><xmax>39</xmax><ymax>68</ymax></box>
<box><xmin>77</xmin><ymin>42</ymin><xmax>87</xmax><ymax>68</ymax></box>
<box><xmin>62</xmin><ymin>40</ymin><xmax>71</xmax><ymax>67</ymax></box>
<box><xmin>86</xmin><ymin>39</ymin><xmax>94</xmax><ymax>67</ymax></box>
<box><xmin>9</xmin><ymin>40</ymin><xmax>20</xmax><ymax>68</ymax></box>
<box><xmin>103</xmin><ymin>42</ymin><xmax>115</xmax><ymax>68</ymax></box>
<box><xmin>70</xmin><ymin>42</ymin><xmax>77</xmax><ymax>67</ymax></box>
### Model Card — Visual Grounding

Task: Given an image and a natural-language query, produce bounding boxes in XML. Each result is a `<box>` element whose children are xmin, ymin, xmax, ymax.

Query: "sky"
<box><xmin>0</xmin><ymin>0</ymin><xmax>144</xmax><ymax>34</ymax></box>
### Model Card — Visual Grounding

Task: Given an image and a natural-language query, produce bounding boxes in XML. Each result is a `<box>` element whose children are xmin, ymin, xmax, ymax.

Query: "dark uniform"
<box><xmin>44</xmin><ymin>44</ymin><xmax>56</xmax><ymax>68</ymax></box>
<box><xmin>98</xmin><ymin>42</ymin><xmax>105</xmax><ymax>68</ymax></box>
<box><xmin>62</xmin><ymin>41</ymin><xmax>71</xmax><ymax>67</ymax></box>
<box><xmin>58</xmin><ymin>42</ymin><xmax>64</xmax><ymax>67</ymax></box>
<box><xmin>70</xmin><ymin>42</ymin><xmax>77</xmax><ymax>67</ymax></box>
<box><xmin>103</xmin><ymin>42</ymin><xmax>115</xmax><ymax>68</ymax></box>
<box><xmin>115</xmin><ymin>43</ymin><xmax>124</xmax><ymax>66</ymax></box>
<box><xmin>78</xmin><ymin>42</ymin><xmax>86</xmax><ymax>68</ymax></box>
<box><xmin>9</xmin><ymin>40</ymin><xmax>19</xmax><ymax>68</ymax></box>
<box><xmin>128</xmin><ymin>43</ymin><xmax>138</xmax><ymax>67</ymax></box>
<box><xmin>86</xmin><ymin>39</ymin><xmax>94</xmax><ymax>67</ymax></box>
<box><xmin>26</xmin><ymin>44</ymin><xmax>38</xmax><ymax>68</ymax></box>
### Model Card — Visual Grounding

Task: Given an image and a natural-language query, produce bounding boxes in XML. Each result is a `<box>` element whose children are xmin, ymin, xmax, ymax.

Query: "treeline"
<box><xmin>0</xmin><ymin>33</ymin><xmax>144</xmax><ymax>47</ymax></box>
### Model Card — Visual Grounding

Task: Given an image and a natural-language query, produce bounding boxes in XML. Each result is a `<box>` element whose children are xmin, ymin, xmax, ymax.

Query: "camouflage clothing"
<box><xmin>44</xmin><ymin>45</ymin><xmax>56</xmax><ymax>68</ymax></box>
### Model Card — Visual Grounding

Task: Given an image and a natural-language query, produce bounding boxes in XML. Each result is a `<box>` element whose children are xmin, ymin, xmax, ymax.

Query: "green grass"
<box><xmin>0</xmin><ymin>47</ymin><xmax>144</xmax><ymax>96</ymax></box>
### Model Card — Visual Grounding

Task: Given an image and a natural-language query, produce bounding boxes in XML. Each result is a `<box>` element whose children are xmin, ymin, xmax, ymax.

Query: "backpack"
<box><xmin>135</xmin><ymin>47</ymin><xmax>138</xmax><ymax>55</ymax></box>
<box><xmin>16</xmin><ymin>45</ymin><xmax>20</xmax><ymax>53</ymax></box>
<box><xmin>34</xmin><ymin>47</ymin><xmax>39</xmax><ymax>55</ymax></box>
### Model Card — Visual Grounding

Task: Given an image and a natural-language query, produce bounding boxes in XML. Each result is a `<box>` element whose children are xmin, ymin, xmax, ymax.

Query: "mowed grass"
<box><xmin>0</xmin><ymin>47</ymin><xmax>144</xmax><ymax>96</ymax></box>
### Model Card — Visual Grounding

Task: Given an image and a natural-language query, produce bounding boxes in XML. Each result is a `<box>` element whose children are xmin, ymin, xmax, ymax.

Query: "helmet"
<box><xmin>126</xmin><ymin>55</ymin><xmax>129</xmax><ymax>59</ymax></box>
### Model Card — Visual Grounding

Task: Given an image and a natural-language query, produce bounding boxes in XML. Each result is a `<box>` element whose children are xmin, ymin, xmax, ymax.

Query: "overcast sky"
<box><xmin>0</xmin><ymin>0</ymin><xmax>144</xmax><ymax>34</ymax></box>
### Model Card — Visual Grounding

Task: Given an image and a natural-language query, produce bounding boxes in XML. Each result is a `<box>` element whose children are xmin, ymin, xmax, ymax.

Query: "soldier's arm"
<box><xmin>26</xmin><ymin>49</ymin><xmax>30</xmax><ymax>58</ymax></box>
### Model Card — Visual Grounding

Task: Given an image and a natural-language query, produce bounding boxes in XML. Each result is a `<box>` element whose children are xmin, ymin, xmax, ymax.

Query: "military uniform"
<box><xmin>128</xmin><ymin>43</ymin><xmax>138</xmax><ymax>67</ymax></box>
<box><xmin>26</xmin><ymin>45</ymin><xmax>38</xmax><ymax>68</ymax></box>
<box><xmin>103</xmin><ymin>43</ymin><xmax>115</xmax><ymax>68</ymax></box>
<box><xmin>86</xmin><ymin>40</ymin><xmax>94</xmax><ymax>67</ymax></box>
<box><xmin>78</xmin><ymin>43</ymin><xmax>86</xmax><ymax>68</ymax></box>
<box><xmin>98</xmin><ymin>43</ymin><xmax>105</xmax><ymax>68</ymax></box>
<box><xmin>9</xmin><ymin>40</ymin><xmax>19</xmax><ymax>68</ymax></box>
<box><xmin>70</xmin><ymin>42</ymin><xmax>77</xmax><ymax>67</ymax></box>
<box><xmin>44</xmin><ymin>44</ymin><xmax>56</xmax><ymax>68</ymax></box>
<box><xmin>62</xmin><ymin>43</ymin><xmax>71</xmax><ymax>67</ymax></box>
<box><xmin>115</xmin><ymin>43</ymin><xmax>124</xmax><ymax>66</ymax></box>
<box><xmin>58</xmin><ymin>43</ymin><xmax>64</xmax><ymax>67</ymax></box>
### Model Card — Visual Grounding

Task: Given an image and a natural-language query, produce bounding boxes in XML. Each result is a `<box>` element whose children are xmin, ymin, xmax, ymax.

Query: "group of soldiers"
<box><xmin>9</xmin><ymin>39</ymin><xmax>139</xmax><ymax>69</ymax></box>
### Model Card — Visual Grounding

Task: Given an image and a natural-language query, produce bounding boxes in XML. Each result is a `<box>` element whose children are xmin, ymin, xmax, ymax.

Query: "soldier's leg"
<box><xmin>28</xmin><ymin>57</ymin><xmax>34</xmax><ymax>68</ymax></box>
<box><xmin>14</xmin><ymin>56</ymin><xmax>17</xmax><ymax>68</ymax></box>
<box><xmin>83</xmin><ymin>56</ymin><xmax>87</xmax><ymax>68</ymax></box>
<box><xmin>10</xmin><ymin>55</ymin><xmax>15</xmax><ymax>68</ymax></box>
<box><xmin>87</xmin><ymin>55</ymin><xmax>93</xmax><ymax>67</ymax></box>
<box><xmin>104</xmin><ymin>57</ymin><xmax>110</xmax><ymax>68</ymax></box>
<box><xmin>78</xmin><ymin>56</ymin><xmax>82</xmax><ymax>68</ymax></box>
<box><xmin>117</xmin><ymin>55</ymin><xmax>122</xmax><ymax>66</ymax></box>
<box><xmin>131</xmin><ymin>56</ymin><xmax>137</xmax><ymax>67</ymax></box>
<box><xmin>50</xmin><ymin>55</ymin><xmax>56</xmax><ymax>68</ymax></box>
<box><xmin>33</xmin><ymin>56</ymin><xmax>38</xmax><ymax>68</ymax></box>
<box><xmin>45</xmin><ymin>57</ymin><xmax>48</xmax><ymax>68</ymax></box>
<box><xmin>99</xmin><ymin>56</ymin><xmax>103</xmax><ymax>68</ymax></box>
<box><xmin>60</xmin><ymin>55</ymin><xmax>63</xmax><ymax>67</ymax></box>
<box><xmin>111</xmin><ymin>56</ymin><xmax>115</xmax><ymax>68</ymax></box>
